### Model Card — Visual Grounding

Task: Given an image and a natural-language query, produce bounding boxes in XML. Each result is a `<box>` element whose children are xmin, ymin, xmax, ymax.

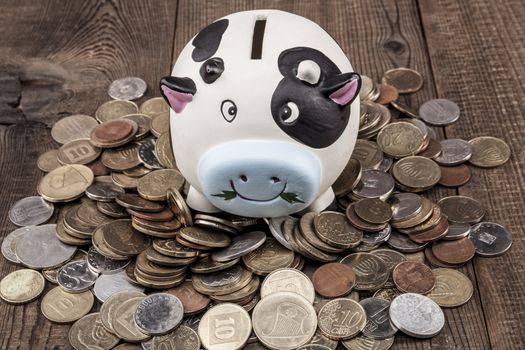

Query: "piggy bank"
<box><xmin>160</xmin><ymin>10</ymin><xmax>361</xmax><ymax>218</ymax></box>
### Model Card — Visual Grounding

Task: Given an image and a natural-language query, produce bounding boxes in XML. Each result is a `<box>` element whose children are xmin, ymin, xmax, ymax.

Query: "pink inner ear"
<box><xmin>329</xmin><ymin>79</ymin><xmax>359</xmax><ymax>106</ymax></box>
<box><xmin>161</xmin><ymin>85</ymin><xmax>193</xmax><ymax>113</ymax></box>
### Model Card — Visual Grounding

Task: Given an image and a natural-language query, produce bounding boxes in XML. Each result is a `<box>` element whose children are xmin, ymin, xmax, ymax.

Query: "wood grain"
<box><xmin>419</xmin><ymin>0</ymin><xmax>525</xmax><ymax>349</ymax></box>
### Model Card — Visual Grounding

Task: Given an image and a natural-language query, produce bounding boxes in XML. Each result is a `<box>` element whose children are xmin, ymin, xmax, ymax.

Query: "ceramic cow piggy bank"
<box><xmin>160</xmin><ymin>10</ymin><xmax>361</xmax><ymax>218</ymax></box>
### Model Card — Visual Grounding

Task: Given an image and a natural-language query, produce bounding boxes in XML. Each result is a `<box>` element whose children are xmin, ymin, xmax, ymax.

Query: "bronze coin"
<box><xmin>91</xmin><ymin>119</ymin><xmax>137</xmax><ymax>147</ymax></box>
<box><xmin>354</xmin><ymin>198</ymin><xmax>392</xmax><ymax>224</ymax></box>
<box><xmin>408</xmin><ymin>217</ymin><xmax>449</xmax><ymax>243</ymax></box>
<box><xmin>166</xmin><ymin>281</ymin><xmax>210</xmax><ymax>315</ymax></box>
<box><xmin>392</xmin><ymin>261</ymin><xmax>436</xmax><ymax>294</ymax></box>
<box><xmin>431</xmin><ymin>237</ymin><xmax>475</xmax><ymax>265</ymax></box>
<box><xmin>86</xmin><ymin>159</ymin><xmax>110</xmax><ymax>176</ymax></box>
<box><xmin>127</xmin><ymin>208</ymin><xmax>174</xmax><ymax>222</ymax></box>
<box><xmin>418</xmin><ymin>138</ymin><xmax>442</xmax><ymax>159</ymax></box>
<box><xmin>312</xmin><ymin>263</ymin><xmax>356</xmax><ymax>298</ymax></box>
<box><xmin>376</xmin><ymin>84</ymin><xmax>399</xmax><ymax>105</ymax></box>
<box><xmin>438</xmin><ymin>164</ymin><xmax>472</xmax><ymax>187</ymax></box>
<box><xmin>345</xmin><ymin>203</ymin><xmax>388</xmax><ymax>232</ymax></box>
<box><xmin>424</xmin><ymin>247</ymin><xmax>463</xmax><ymax>268</ymax></box>
<box><xmin>116</xmin><ymin>193</ymin><xmax>165</xmax><ymax>212</ymax></box>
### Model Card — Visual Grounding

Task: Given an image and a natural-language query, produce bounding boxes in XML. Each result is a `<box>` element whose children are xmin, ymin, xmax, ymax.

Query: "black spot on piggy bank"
<box><xmin>160</xmin><ymin>10</ymin><xmax>361</xmax><ymax>218</ymax></box>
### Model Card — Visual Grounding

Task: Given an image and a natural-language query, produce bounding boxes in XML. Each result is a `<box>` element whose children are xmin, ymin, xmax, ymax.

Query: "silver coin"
<box><xmin>197</xmin><ymin>264</ymin><xmax>244</xmax><ymax>289</ymax></box>
<box><xmin>407</xmin><ymin>118</ymin><xmax>429</xmax><ymax>139</ymax></box>
<box><xmin>134</xmin><ymin>293</ymin><xmax>184</xmax><ymax>335</ymax></box>
<box><xmin>469</xmin><ymin>222</ymin><xmax>512</xmax><ymax>257</ymax></box>
<box><xmin>1</xmin><ymin>227</ymin><xmax>33</xmax><ymax>263</ymax></box>
<box><xmin>194</xmin><ymin>219</ymin><xmax>239</xmax><ymax>235</ymax></box>
<box><xmin>88</xmin><ymin>247</ymin><xmax>130</xmax><ymax>274</ymax></box>
<box><xmin>9</xmin><ymin>196</ymin><xmax>54</xmax><ymax>226</ymax></box>
<box><xmin>419</xmin><ymin>99</ymin><xmax>460</xmax><ymax>126</ymax></box>
<box><xmin>15</xmin><ymin>224</ymin><xmax>77</xmax><ymax>269</ymax></box>
<box><xmin>304</xmin><ymin>330</ymin><xmax>338</xmax><ymax>349</ymax></box>
<box><xmin>93</xmin><ymin>271</ymin><xmax>144</xmax><ymax>302</ymax></box>
<box><xmin>377</xmin><ymin>157</ymin><xmax>393</xmax><ymax>172</ymax></box>
<box><xmin>57</xmin><ymin>260</ymin><xmax>98</xmax><ymax>293</ymax></box>
<box><xmin>211</xmin><ymin>231</ymin><xmax>267</xmax><ymax>262</ymax></box>
<box><xmin>138</xmin><ymin>138</ymin><xmax>163</xmax><ymax>169</ymax></box>
<box><xmin>389</xmin><ymin>293</ymin><xmax>444</xmax><ymax>338</ymax></box>
<box><xmin>387</xmin><ymin>230</ymin><xmax>427</xmax><ymax>253</ymax></box>
<box><xmin>444</xmin><ymin>224</ymin><xmax>471</xmax><ymax>240</ymax></box>
<box><xmin>352</xmin><ymin>170</ymin><xmax>395</xmax><ymax>199</ymax></box>
<box><xmin>141</xmin><ymin>339</ymin><xmax>153</xmax><ymax>350</ymax></box>
<box><xmin>85</xmin><ymin>182</ymin><xmax>125</xmax><ymax>202</ymax></box>
<box><xmin>434</xmin><ymin>139</ymin><xmax>473</xmax><ymax>166</ymax></box>
<box><xmin>108</xmin><ymin>77</ymin><xmax>147</xmax><ymax>101</ymax></box>
<box><xmin>362</xmin><ymin>225</ymin><xmax>391</xmax><ymax>246</ymax></box>
<box><xmin>360</xmin><ymin>297</ymin><xmax>398</xmax><ymax>339</ymax></box>
<box><xmin>266</xmin><ymin>216</ymin><xmax>294</xmax><ymax>250</ymax></box>
<box><xmin>388</xmin><ymin>193</ymin><xmax>423</xmax><ymax>222</ymax></box>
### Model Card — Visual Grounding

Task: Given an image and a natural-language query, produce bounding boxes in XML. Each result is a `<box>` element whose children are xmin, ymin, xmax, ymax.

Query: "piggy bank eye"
<box><xmin>279</xmin><ymin>102</ymin><xmax>299</xmax><ymax>124</ymax></box>
<box><xmin>221</xmin><ymin>100</ymin><xmax>237</xmax><ymax>122</ymax></box>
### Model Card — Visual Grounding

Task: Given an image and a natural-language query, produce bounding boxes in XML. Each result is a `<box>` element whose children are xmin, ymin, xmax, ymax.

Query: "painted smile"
<box><xmin>211</xmin><ymin>180</ymin><xmax>305</xmax><ymax>204</ymax></box>
<box><xmin>231</xmin><ymin>180</ymin><xmax>286</xmax><ymax>202</ymax></box>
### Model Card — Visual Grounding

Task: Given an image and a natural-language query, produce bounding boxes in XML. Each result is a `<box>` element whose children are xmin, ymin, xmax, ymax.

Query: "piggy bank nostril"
<box><xmin>271</xmin><ymin>177</ymin><xmax>281</xmax><ymax>183</ymax></box>
<box><xmin>240</xmin><ymin>175</ymin><xmax>248</xmax><ymax>182</ymax></box>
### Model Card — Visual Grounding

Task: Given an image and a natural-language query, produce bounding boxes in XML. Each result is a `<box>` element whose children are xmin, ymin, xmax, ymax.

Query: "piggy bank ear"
<box><xmin>159</xmin><ymin>76</ymin><xmax>197</xmax><ymax>113</ymax></box>
<box><xmin>320</xmin><ymin>72</ymin><xmax>361</xmax><ymax>106</ymax></box>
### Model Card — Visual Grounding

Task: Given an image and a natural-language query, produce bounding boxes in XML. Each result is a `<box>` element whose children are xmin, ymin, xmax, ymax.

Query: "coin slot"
<box><xmin>251</xmin><ymin>17</ymin><xmax>267</xmax><ymax>59</ymax></box>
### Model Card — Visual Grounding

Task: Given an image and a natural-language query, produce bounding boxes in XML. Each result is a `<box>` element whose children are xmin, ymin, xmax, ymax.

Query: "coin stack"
<box><xmin>0</xmin><ymin>70</ymin><xmax>514</xmax><ymax>350</ymax></box>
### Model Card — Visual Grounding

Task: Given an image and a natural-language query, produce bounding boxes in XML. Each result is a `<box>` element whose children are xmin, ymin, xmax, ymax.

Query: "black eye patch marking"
<box><xmin>271</xmin><ymin>47</ymin><xmax>353</xmax><ymax>149</ymax></box>
<box><xmin>192</xmin><ymin>19</ymin><xmax>229</xmax><ymax>62</ymax></box>
<box><xmin>199</xmin><ymin>57</ymin><xmax>224</xmax><ymax>84</ymax></box>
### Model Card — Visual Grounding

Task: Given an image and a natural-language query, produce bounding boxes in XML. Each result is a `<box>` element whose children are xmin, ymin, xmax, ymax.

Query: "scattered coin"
<box><xmin>434</xmin><ymin>139</ymin><xmax>473</xmax><ymax>166</ymax></box>
<box><xmin>352</xmin><ymin>170</ymin><xmax>395</xmax><ymax>200</ymax></box>
<box><xmin>392</xmin><ymin>156</ymin><xmax>441</xmax><ymax>191</ymax></box>
<box><xmin>389</xmin><ymin>293</ymin><xmax>445</xmax><ymax>338</ymax></box>
<box><xmin>151</xmin><ymin>325</ymin><xmax>200</xmax><ymax>350</ymax></box>
<box><xmin>312</xmin><ymin>263</ymin><xmax>356</xmax><ymax>298</ymax></box>
<box><xmin>108</xmin><ymin>77</ymin><xmax>147</xmax><ymax>101</ymax></box>
<box><xmin>427</xmin><ymin>268</ymin><xmax>473</xmax><ymax>307</ymax></box>
<box><xmin>359</xmin><ymin>297</ymin><xmax>398</xmax><ymax>339</ymax></box>
<box><xmin>351</xmin><ymin>139</ymin><xmax>384</xmax><ymax>170</ymax></box>
<box><xmin>392</xmin><ymin>261</ymin><xmax>435</xmax><ymax>294</ymax></box>
<box><xmin>96</xmin><ymin>100</ymin><xmax>140</xmax><ymax>123</ymax></box>
<box><xmin>134</xmin><ymin>293</ymin><xmax>184</xmax><ymax>335</ymax></box>
<box><xmin>90</xmin><ymin>119</ymin><xmax>138</xmax><ymax>148</ymax></box>
<box><xmin>253</xmin><ymin>291</ymin><xmax>316</xmax><ymax>349</ymax></box>
<box><xmin>199</xmin><ymin>302</ymin><xmax>251</xmax><ymax>350</ymax></box>
<box><xmin>432</xmin><ymin>237</ymin><xmax>475</xmax><ymax>265</ymax></box>
<box><xmin>333</xmin><ymin>158</ymin><xmax>362</xmax><ymax>197</ymax></box>
<box><xmin>419</xmin><ymin>99</ymin><xmax>460</xmax><ymax>125</ymax></box>
<box><xmin>340</xmin><ymin>253</ymin><xmax>389</xmax><ymax>291</ymax></box>
<box><xmin>444</xmin><ymin>223</ymin><xmax>471</xmax><ymax>240</ymax></box>
<box><xmin>376</xmin><ymin>84</ymin><xmax>399</xmax><ymax>105</ymax></box>
<box><xmin>0</xmin><ymin>269</ymin><xmax>45</xmax><ymax>304</ymax></box>
<box><xmin>318</xmin><ymin>298</ymin><xmax>366</xmax><ymax>340</ymax></box>
<box><xmin>57</xmin><ymin>260</ymin><xmax>98</xmax><ymax>293</ymax></box>
<box><xmin>38</xmin><ymin>164</ymin><xmax>94</xmax><ymax>202</ymax></box>
<box><xmin>113</xmin><ymin>296</ymin><xmax>150</xmax><ymax>342</ymax></box>
<box><xmin>41</xmin><ymin>287</ymin><xmax>94</xmax><ymax>323</ymax></box>
<box><xmin>166</xmin><ymin>281</ymin><xmax>210</xmax><ymax>316</ymax></box>
<box><xmin>1</xmin><ymin>227</ymin><xmax>32</xmax><ymax>263</ymax></box>
<box><xmin>101</xmin><ymin>142</ymin><xmax>142</xmax><ymax>170</ymax></box>
<box><xmin>469</xmin><ymin>222</ymin><xmax>512</xmax><ymax>256</ymax></box>
<box><xmin>138</xmin><ymin>169</ymin><xmax>185</xmax><ymax>201</ymax></box>
<box><xmin>123</xmin><ymin>113</ymin><xmax>152</xmax><ymax>139</ymax></box>
<box><xmin>260</xmin><ymin>268</ymin><xmax>315</xmax><ymax>304</ymax></box>
<box><xmin>93</xmin><ymin>271</ymin><xmax>144</xmax><ymax>302</ymax></box>
<box><xmin>151</xmin><ymin>112</ymin><xmax>170</xmax><ymax>137</ymax></box>
<box><xmin>37</xmin><ymin>149</ymin><xmax>61</xmax><ymax>172</ymax></box>
<box><xmin>438</xmin><ymin>164</ymin><xmax>471</xmax><ymax>187</ymax></box>
<box><xmin>381</xmin><ymin>68</ymin><xmax>423</xmax><ymax>94</ymax></box>
<box><xmin>58</xmin><ymin>138</ymin><xmax>101</xmax><ymax>165</ymax></box>
<box><xmin>69</xmin><ymin>313</ymin><xmax>120</xmax><ymax>350</ymax></box>
<box><xmin>51</xmin><ymin>115</ymin><xmax>99</xmax><ymax>144</ymax></box>
<box><xmin>242</xmin><ymin>238</ymin><xmax>295</xmax><ymax>275</ymax></box>
<box><xmin>468</xmin><ymin>136</ymin><xmax>511</xmax><ymax>167</ymax></box>
<box><xmin>140</xmin><ymin>97</ymin><xmax>169</xmax><ymax>118</ymax></box>
<box><xmin>156</xmin><ymin>132</ymin><xmax>177</xmax><ymax>169</ymax></box>
<box><xmin>342</xmin><ymin>335</ymin><xmax>395</xmax><ymax>350</ymax></box>
<box><xmin>9</xmin><ymin>196</ymin><xmax>54</xmax><ymax>226</ymax></box>
<box><xmin>388</xmin><ymin>193</ymin><xmax>423</xmax><ymax>222</ymax></box>
<box><xmin>377</xmin><ymin>121</ymin><xmax>425</xmax><ymax>158</ymax></box>
<box><xmin>212</xmin><ymin>231</ymin><xmax>267</xmax><ymax>262</ymax></box>
<box><xmin>354</xmin><ymin>198</ymin><xmax>392</xmax><ymax>224</ymax></box>
<box><xmin>438</xmin><ymin>196</ymin><xmax>485</xmax><ymax>224</ymax></box>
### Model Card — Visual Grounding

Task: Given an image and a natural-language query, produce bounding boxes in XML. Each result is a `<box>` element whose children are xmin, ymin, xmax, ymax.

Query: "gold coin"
<box><xmin>392</xmin><ymin>156</ymin><xmax>441</xmax><ymax>191</ymax></box>
<box><xmin>359</xmin><ymin>101</ymin><xmax>383</xmax><ymax>131</ymax></box>
<box><xmin>41</xmin><ymin>287</ymin><xmax>94</xmax><ymax>323</ymax></box>
<box><xmin>468</xmin><ymin>136</ymin><xmax>511</xmax><ymax>167</ymax></box>
<box><xmin>113</xmin><ymin>296</ymin><xmax>150</xmax><ymax>342</ymax></box>
<box><xmin>152</xmin><ymin>325</ymin><xmax>200</xmax><ymax>350</ymax></box>
<box><xmin>101</xmin><ymin>142</ymin><xmax>142</xmax><ymax>171</ymax></box>
<box><xmin>351</xmin><ymin>139</ymin><xmax>384</xmax><ymax>170</ymax></box>
<box><xmin>167</xmin><ymin>188</ymin><xmax>193</xmax><ymax>226</ymax></box>
<box><xmin>138</xmin><ymin>169</ymin><xmax>185</xmax><ymax>201</ymax></box>
<box><xmin>178</xmin><ymin>226</ymin><xmax>230</xmax><ymax>248</ymax></box>
<box><xmin>151</xmin><ymin>112</ymin><xmax>170</xmax><ymax>137</ymax></box>
<box><xmin>342</xmin><ymin>335</ymin><xmax>394</xmax><ymax>350</ymax></box>
<box><xmin>0</xmin><ymin>269</ymin><xmax>45</xmax><ymax>304</ymax></box>
<box><xmin>123</xmin><ymin>113</ymin><xmax>152</xmax><ymax>139</ymax></box>
<box><xmin>57</xmin><ymin>139</ymin><xmax>101</xmax><ymax>165</ymax></box>
<box><xmin>318</xmin><ymin>298</ymin><xmax>367</xmax><ymax>340</ymax></box>
<box><xmin>313</xmin><ymin>211</ymin><xmax>362</xmax><ymax>249</ymax></box>
<box><xmin>111</xmin><ymin>172</ymin><xmax>139</xmax><ymax>189</ymax></box>
<box><xmin>100</xmin><ymin>290</ymin><xmax>146</xmax><ymax>333</ymax></box>
<box><xmin>377</xmin><ymin>121</ymin><xmax>425</xmax><ymax>158</ymax></box>
<box><xmin>95</xmin><ymin>100</ymin><xmax>139</xmax><ymax>123</ymax></box>
<box><xmin>359</xmin><ymin>75</ymin><xmax>377</xmax><ymax>101</ymax></box>
<box><xmin>391</xmin><ymin>197</ymin><xmax>434</xmax><ymax>229</ymax></box>
<box><xmin>199</xmin><ymin>303</ymin><xmax>251</xmax><ymax>350</ymax></box>
<box><xmin>38</xmin><ymin>164</ymin><xmax>94</xmax><ymax>202</ymax></box>
<box><xmin>210</xmin><ymin>275</ymin><xmax>260</xmax><ymax>302</ymax></box>
<box><xmin>404</xmin><ymin>250</ymin><xmax>426</xmax><ymax>263</ymax></box>
<box><xmin>99</xmin><ymin>219</ymin><xmax>151</xmax><ymax>256</ymax></box>
<box><xmin>140</xmin><ymin>97</ymin><xmax>169</xmax><ymax>118</ymax></box>
<box><xmin>51</xmin><ymin>114</ymin><xmax>99</xmax><ymax>144</ymax></box>
<box><xmin>438</xmin><ymin>195</ymin><xmax>485</xmax><ymax>224</ymax></box>
<box><xmin>37</xmin><ymin>149</ymin><xmax>61</xmax><ymax>172</ymax></box>
<box><xmin>340</xmin><ymin>253</ymin><xmax>389</xmax><ymax>291</ymax></box>
<box><xmin>242</xmin><ymin>238</ymin><xmax>295</xmax><ymax>275</ymax></box>
<box><xmin>333</xmin><ymin>158</ymin><xmax>362</xmax><ymax>197</ymax></box>
<box><xmin>56</xmin><ymin>220</ymin><xmax>91</xmax><ymax>245</ymax></box>
<box><xmin>153</xmin><ymin>238</ymin><xmax>199</xmax><ymax>258</ymax></box>
<box><xmin>156</xmin><ymin>132</ymin><xmax>177</xmax><ymax>169</ymax></box>
<box><xmin>381</xmin><ymin>68</ymin><xmax>424</xmax><ymax>94</ymax></box>
<box><xmin>260</xmin><ymin>268</ymin><xmax>315</xmax><ymax>303</ymax></box>
<box><xmin>69</xmin><ymin>313</ymin><xmax>120</xmax><ymax>350</ymax></box>
<box><xmin>427</xmin><ymin>268</ymin><xmax>473</xmax><ymax>307</ymax></box>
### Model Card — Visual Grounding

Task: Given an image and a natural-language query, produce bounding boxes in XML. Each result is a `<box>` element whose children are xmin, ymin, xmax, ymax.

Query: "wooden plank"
<box><xmin>0</xmin><ymin>0</ymin><xmax>178</xmax><ymax>348</ymax></box>
<box><xmin>418</xmin><ymin>0</ymin><xmax>525</xmax><ymax>349</ymax></box>
<box><xmin>172</xmin><ymin>1</ymin><xmax>491</xmax><ymax>349</ymax></box>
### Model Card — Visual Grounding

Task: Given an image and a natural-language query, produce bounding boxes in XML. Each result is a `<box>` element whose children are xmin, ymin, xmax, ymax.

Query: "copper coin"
<box><xmin>166</xmin><ymin>281</ymin><xmax>210</xmax><ymax>315</ymax></box>
<box><xmin>438</xmin><ymin>164</ymin><xmax>471</xmax><ymax>187</ymax></box>
<box><xmin>392</xmin><ymin>261</ymin><xmax>435</xmax><ymax>294</ymax></box>
<box><xmin>408</xmin><ymin>217</ymin><xmax>449</xmax><ymax>244</ymax></box>
<box><xmin>91</xmin><ymin>119</ymin><xmax>136</xmax><ymax>146</ymax></box>
<box><xmin>431</xmin><ymin>237</ymin><xmax>475</xmax><ymax>265</ymax></box>
<box><xmin>312</xmin><ymin>263</ymin><xmax>356</xmax><ymax>298</ymax></box>
<box><xmin>424</xmin><ymin>247</ymin><xmax>463</xmax><ymax>268</ymax></box>
<box><xmin>346</xmin><ymin>203</ymin><xmax>388</xmax><ymax>232</ymax></box>
<box><xmin>418</xmin><ymin>138</ymin><xmax>442</xmax><ymax>159</ymax></box>
<box><xmin>376</xmin><ymin>84</ymin><xmax>399</xmax><ymax>105</ymax></box>
<box><xmin>127</xmin><ymin>208</ymin><xmax>173</xmax><ymax>222</ymax></box>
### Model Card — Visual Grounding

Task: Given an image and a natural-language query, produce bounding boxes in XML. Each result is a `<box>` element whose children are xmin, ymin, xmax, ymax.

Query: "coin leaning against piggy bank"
<box><xmin>160</xmin><ymin>10</ymin><xmax>362</xmax><ymax>218</ymax></box>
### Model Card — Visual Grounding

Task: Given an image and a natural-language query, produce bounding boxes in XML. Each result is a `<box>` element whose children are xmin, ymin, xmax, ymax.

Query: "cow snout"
<box><xmin>197</xmin><ymin>141</ymin><xmax>321</xmax><ymax>217</ymax></box>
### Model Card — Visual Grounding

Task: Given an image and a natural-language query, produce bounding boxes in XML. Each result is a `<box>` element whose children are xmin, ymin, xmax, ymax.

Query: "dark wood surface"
<box><xmin>0</xmin><ymin>0</ymin><xmax>523</xmax><ymax>349</ymax></box>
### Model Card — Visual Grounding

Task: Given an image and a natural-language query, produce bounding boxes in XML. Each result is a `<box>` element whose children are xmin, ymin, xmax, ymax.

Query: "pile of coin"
<box><xmin>0</xmin><ymin>70</ymin><xmax>514</xmax><ymax>350</ymax></box>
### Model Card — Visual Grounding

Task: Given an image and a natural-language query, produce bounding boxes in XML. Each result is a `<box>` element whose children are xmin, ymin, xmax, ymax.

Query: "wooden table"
<box><xmin>0</xmin><ymin>0</ymin><xmax>523</xmax><ymax>349</ymax></box>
